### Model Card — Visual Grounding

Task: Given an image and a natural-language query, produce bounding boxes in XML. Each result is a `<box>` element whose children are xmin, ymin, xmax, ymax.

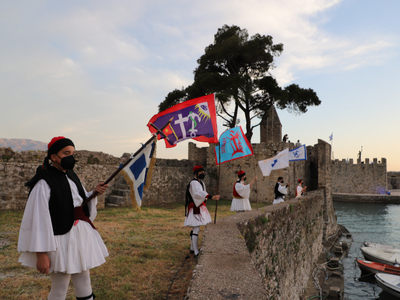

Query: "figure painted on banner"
<box><xmin>295</xmin><ymin>140</ymin><xmax>301</xmax><ymax>147</ymax></box>
<box><xmin>296</xmin><ymin>179</ymin><xmax>307</xmax><ymax>198</ymax></box>
<box><xmin>184</xmin><ymin>165</ymin><xmax>220</xmax><ymax>258</ymax></box>
<box><xmin>18</xmin><ymin>136</ymin><xmax>109</xmax><ymax>300</ymax></box>
<box><xmin>273</xmin><ymin>176</ymin><xmax>290</xmax><ymax>204</ymax></box>
<box><xmin>231</xmin><ymin>170</ymin><xmax>257</xmax><ymax>212</ymax></box>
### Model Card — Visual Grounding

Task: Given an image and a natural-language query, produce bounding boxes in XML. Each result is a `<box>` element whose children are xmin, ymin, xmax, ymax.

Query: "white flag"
<box><xmin>258</xmin><ymin>148</ymin><xmax>289</xmax><ymax>177</ymax></box>
<box><xmin>289</xmin><ymin>144</ymin><xmax>307</xmax><ymax>161</ymax></box>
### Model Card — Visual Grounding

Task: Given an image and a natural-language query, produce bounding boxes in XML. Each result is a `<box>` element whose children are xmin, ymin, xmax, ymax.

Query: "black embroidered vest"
<box><xmin>274</xmin><ymin>182</ymin><xmax>284</xmax><ymax>199</ymax></box>
<box><xmin>185</xmin><ymin>178</ymin><xmax>205</xmax><ymax>216</ymax></box>
<box><xmin>30</xmin><ymin>166</ymin><xmax>90</xmax><ymax>235</ymax></box>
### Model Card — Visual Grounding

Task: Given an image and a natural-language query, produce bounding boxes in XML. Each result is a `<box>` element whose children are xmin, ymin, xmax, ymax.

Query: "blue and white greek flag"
<box><xmin>121</xmin><ymin>137</ymin><xmax>157</xmax><ymax>211</ymax></box>
<box><xmin>289</xmin><ymin>144</ymin><xmax>307</xmax><ymax>162</ymax></box>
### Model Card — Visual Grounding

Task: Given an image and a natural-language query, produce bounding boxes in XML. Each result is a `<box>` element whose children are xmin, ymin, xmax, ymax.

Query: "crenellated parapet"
<box><xmin>331</xmin><ymin>157</ymin><xmax>387</xmax><ymax>194</ymax></box>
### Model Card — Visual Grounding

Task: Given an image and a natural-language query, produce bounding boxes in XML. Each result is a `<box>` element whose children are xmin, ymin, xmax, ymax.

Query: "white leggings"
<box><xmin>191</xmin><ymin>226</ymin><xmax>200</xmax><ymax>255</ymax></box>
<box><xmin>48</xmin><ymin>270</ymin><xmax>93</xmax><ymax>300</ymax></box>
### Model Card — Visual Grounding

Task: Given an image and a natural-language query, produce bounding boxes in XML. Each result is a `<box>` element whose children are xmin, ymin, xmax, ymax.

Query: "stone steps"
<box><xmin>105</xmin><ymin>175</ymin><xmax>131</xmax><ymax>207</ymax></box>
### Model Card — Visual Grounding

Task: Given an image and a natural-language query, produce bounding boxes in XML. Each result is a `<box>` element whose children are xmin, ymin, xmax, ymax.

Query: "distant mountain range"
<box><xmin>0</xmin><ymin>138</ymin><xmax>47</xmax><ymax>151</ymax></box>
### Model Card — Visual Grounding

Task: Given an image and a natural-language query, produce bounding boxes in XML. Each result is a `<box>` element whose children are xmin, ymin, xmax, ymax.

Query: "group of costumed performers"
<box><xmin>184</xmin><ymin>165</ymin><xmax>220</xmax><ymax>258</ymax></box>
<box><xmin>231</xmin><ymin>170</ymin><xmax>257</xmax><ymax>212</ymax></box>
<box><xmin>18</xmin><ymin>137</ymin><xmax>109</xmax><ymax>300</ymax></box>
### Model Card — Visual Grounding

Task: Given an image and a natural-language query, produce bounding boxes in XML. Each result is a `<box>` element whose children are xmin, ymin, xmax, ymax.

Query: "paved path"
<box><xmin>186</xmin><ymin>208</ymin><xmax>268</xmax><ymax>300</ymax></box>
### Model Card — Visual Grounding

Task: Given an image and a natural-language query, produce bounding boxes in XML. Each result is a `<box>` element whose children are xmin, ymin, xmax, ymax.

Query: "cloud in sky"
<box><xmin>1</xmin><ymin>0</ymin><xmax>399</xmax><ymax>169</ymax></box>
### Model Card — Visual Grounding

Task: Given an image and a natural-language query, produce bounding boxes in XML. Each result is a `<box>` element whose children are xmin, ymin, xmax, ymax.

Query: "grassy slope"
<box><xmin>0</xmin><ymin>200</ymin><xmax>235</xmax><ymax>300</ymax></box>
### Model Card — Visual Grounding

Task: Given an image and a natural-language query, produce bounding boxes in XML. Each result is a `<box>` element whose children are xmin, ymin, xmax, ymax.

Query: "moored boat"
<box><xmin>361</xmin><ymin>247</ymin><xmax>400</xmax><ymax>265</ymax></box>
<box><xmin>363</xmin><ymin>241</ymin><xmax>400</xmax><ymax>251</ymax></box>
<box><xmin>375</xmin><ymin>273</ymin><xmax>400</xmax><ymax>298</ymax></box>
<box><xmin>357</xmin><ymin>260</ymin><xmax>400</xmax><ymax>275</ymax></box>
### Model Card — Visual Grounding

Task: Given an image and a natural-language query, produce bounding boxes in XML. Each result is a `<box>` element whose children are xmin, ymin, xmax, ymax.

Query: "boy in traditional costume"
<box><xmin>296</xmin><ymin>179</ymin><xmax>307</xmax><ymax>198</ymax></box>
<box><xmin>273</xmin><ymin>176</ymin><xmax>290</xmax><ymax>204</ymax></box>
<box><xmin>231</xmin><ymin>170</ymin><xmax>257</xmax><ymax>212</ymax></box>
<box><xmin>184</xmin><ymin>165</ymin><xmax>220</xmax><ymax>258</ymax></box>
<box><xmin>18</xmin><ymin>136</ymin><xmax>109</xmax><ymax>300</ymax></box>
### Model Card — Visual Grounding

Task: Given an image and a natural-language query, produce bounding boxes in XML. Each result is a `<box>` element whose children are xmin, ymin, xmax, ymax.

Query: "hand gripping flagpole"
<box><xmin>81</xmin><ymin>118</ymin><xmax>173</xmax><ymax>207</ymax></box>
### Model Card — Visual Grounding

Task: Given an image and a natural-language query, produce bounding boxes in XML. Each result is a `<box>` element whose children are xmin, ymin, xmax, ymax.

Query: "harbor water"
<box><xmin>334</xmin><ymin>201</ymin><xmax>400</xmax><ymax>299</ymax></box>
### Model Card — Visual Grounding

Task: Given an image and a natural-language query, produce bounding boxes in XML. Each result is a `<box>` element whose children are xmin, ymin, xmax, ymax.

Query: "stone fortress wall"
<box><xmin>0</xmin><ymin>147</ymin><xmax>121</xmax><ymax>210</ymax></box>
<box><xmin>1</xmin><ymin>144</ymin><xmax>387</xmax><ymax>212</ymax></box>
<box><xmin>0</xmin><ymin>105</ymin><xmax>389</xmax><ymax>211</ymax></box>
<box><xmin>331</xmin><ymin>158</ymin><xmax>387</xmax><ymax>194</ymax></box>
<box><xmin>387</xmin><ymin>171</ymin><xmax>400</xmax><ymax>190</ymax></box>
<box><xmin>0</xmin><ymin>146</ymin><xmax>200</xmax><ymax>211</ymax></box>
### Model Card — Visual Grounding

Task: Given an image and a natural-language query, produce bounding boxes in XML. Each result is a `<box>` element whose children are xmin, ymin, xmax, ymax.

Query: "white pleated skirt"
<box><xmin>19</xmin><ymin>220</ymin><xmax>109</xmax><ymax>274</ymax></box>
<box><xmin>230</xmin><ymin>198</ymin><xmax>252</xmax><ymax>211</ymax></box>
<box><xmin>184</xmin><ymin>205</ymin><xmax>212</xmax><ymax>227</ymax></box>
<box><xmin>273</xmin><ymin>198</ymin><xmax>285</xmax><ymax>205</ymax></box>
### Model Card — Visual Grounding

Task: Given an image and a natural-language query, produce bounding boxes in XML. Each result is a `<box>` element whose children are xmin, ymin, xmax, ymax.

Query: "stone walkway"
<box><xmin>186</xmin><ymin>208</ymin><xmax>268</xmax><ymax>300</ymax></box>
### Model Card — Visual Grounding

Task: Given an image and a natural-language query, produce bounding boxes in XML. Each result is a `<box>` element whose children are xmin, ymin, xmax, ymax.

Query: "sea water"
<box><xmin>334</xmin><ymin>201</ymin><xmax>400</xmax><ymax>300</ymax></box>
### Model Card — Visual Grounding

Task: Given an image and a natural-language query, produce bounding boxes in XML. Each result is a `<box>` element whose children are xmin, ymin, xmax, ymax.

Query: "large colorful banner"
<box><xmin>289</xmin><ymin>144</ymin><xmax>307</xmax><ymax>161</ymax></box>
<box><xmin>258</xmin><ymin>148</ymin><xmax>289</xmax><ymax>176</ymax></box>
<box><xmin>214</xmin><ymin>126</ymin><xmax>254</xmax><ymax>165</ymax></box>
<box><xmin>147</xmin><ymin>94</ymin><xmax>218</xmax><ymax>148</ymax></box>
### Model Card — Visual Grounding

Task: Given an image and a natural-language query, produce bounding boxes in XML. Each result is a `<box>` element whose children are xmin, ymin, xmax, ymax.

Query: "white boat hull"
<box><xmin>361</xmin><ymin>247</ymin><xmax>400</xmax><ymax>266</ymax></box>
<box><xmin>364</xmin><ymin>241</ymin><xmax>400</xmax><ymax>251</ymax></box>
<box><xmin>375</xmin><ymin>273</ymin><xmax>400</xmax><ymax>298</ymax></box>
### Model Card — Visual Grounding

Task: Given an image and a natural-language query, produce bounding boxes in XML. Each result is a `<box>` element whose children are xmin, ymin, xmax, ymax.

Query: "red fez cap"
<box><xmin>298</xmin><ymin>179</ymin><xmax>302</xmax><ymax>183</ymax></box>
<box><xmin>47</xmin><ymin>136</ymin><xmax>75</xmax><ymax>157</ymax></box>
<box><xmin>193</xmin><ymin>165</ymin><xmax>204</xmax><ymax>173</ymax></box>
<box><xmin>48</xmin><ymin>136</ymin><xmax>66</xmax><ymax>149</ymax></box>
<box><xmin>238</xmin><ymin>170</ymin><xmax>245</xmax><ymax>177</ymax></box>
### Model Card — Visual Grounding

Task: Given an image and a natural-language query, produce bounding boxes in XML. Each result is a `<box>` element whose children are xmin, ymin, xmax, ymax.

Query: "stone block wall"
<box><xmin>387</xmin><ymin>172</ymin><xmax>400</xmax><ymax>190</ymax></box>
<box><xmin>233</xmin><ymin>140</ymin><xmax>338</xmax><ymax>299</ymax></box>
<box><xmin>331</xmin><ymin>157</ymin><xmax>387</xmax><ymax>194</ymax></box>
<box><xmin>142</xmin><ymin>158</ymin><xmax>196</xmax><ymax>205</ymax></box>
<box><xmin>0</xmin><ymin>147</ymin><xmax>200</xmax><ymax>211</ymax></box>
<box><xmin>237</xmin><ymin>191</ymin><xmax>328</xmax><ymax>299</ymax></box>
<box><xmin>0</xmin><ymin>148</ymin><xmax>120</xmax><ymax>210</ymax></box>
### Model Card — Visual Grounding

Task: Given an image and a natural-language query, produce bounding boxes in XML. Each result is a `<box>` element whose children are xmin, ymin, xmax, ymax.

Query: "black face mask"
<box><xmin>198</xmin><ymin>173</ymin><xmax>205</xmax><ymax>180</ymax></box>
<box><xmin>243</xmin><ymin>177</ymin><xmax>247</xmax><ymax>181</ymax></box>
<box><xmin>280</xmin><ymin>180</ymin><xmax>284</xmax><ymax>184</ymax></box>
<box><xmin>58</xmin><ymin>155</ymin><xmax>77</xmax><ymax>170</ymax></box>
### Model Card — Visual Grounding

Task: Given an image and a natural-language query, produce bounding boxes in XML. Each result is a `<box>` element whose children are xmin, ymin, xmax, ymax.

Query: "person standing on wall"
<box><xmin>18</xmin><ymin>136</ymin><xmax>109</xmax><ymax>300</ymax></box>
<box><xmin>231</xmin><ymin>170</ymin><xmax>257</xmax><ymax>212</ymax></box>
<box><xmin>296</xmin><ymin>179</ymin><xmax>307</xmax><ymax>198</ymax></box>
<box><xmin>184</xmin><ymin>165</ymin><xmax>220</xmax><ymax>258</ymax></box>
<box><xmin>273</xmin><ymin>176</ymin><xmax>290</xmax><ymax>204</ymax></box>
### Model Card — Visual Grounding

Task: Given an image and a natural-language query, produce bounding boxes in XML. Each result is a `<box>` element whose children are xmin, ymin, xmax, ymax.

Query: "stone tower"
<box><xmin>260</xmin><ymin>106</ymin><xmax>282</xmax><ymax>143</ymax></box>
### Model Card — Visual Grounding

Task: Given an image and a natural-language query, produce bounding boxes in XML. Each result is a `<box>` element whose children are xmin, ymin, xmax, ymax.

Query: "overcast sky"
<box><xmin>1</xmin><ymin>0</ymin><xmax>399</xmax><ymax>170</ymax></box>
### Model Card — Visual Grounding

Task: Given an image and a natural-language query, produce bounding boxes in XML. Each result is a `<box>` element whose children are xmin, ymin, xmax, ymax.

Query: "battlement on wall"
<box><xmin>331</xmin><ymin>157</ymin><xmax>387</xmax><ymax>194</ymax></box>
<box><xmin>332</xmin><ymin>157</ymin><xmax>387</xmax><ymax>165</ymax></box>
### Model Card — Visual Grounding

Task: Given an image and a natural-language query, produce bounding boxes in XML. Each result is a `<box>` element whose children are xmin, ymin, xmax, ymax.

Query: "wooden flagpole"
<box><xmin>214</xmin><ymin>142</ymin><xmax>221</xmax><ymax>224</ymax></box>
<box><xmin>81</xmin><ymin>118</ymin><xmax>173</xmax><ymax>207</ymax></box>
<box><xmin>252</xmin><ymin>156</ymin><xmax>259</xmax><ymax>210</ymax></box>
